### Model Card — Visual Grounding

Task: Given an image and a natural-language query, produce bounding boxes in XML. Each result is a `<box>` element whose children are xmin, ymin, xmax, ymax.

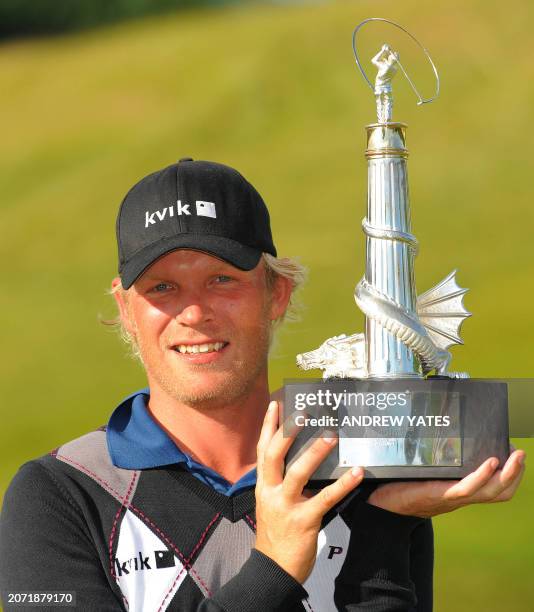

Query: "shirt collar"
<box><xmin>107</xmin><ymin>387</ymin><xmax>185</xmax><ymax>469</ymax></box>
<box><xmin>106</xmin><ymin>388</ymin><xmax>257</xmax><ymax>495</ymax></box>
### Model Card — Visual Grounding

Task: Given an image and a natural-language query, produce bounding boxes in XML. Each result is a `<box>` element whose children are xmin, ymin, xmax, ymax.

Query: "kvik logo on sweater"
<box><xmin>145</xmin><ymin>200</ymin><xmax>217</xmax><ymax>228</ymax></box>
<box><xmin>114</xmin><ymin>550</ymin><xmax>176</xmax><ymax>577</ymax></box>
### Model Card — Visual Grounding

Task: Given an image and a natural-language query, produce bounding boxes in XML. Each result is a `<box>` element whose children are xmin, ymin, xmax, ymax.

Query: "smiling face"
<box><xmin>112</xmin><ymin>250</ymin><xmax>291</xmax><ymax>409</ymax></box>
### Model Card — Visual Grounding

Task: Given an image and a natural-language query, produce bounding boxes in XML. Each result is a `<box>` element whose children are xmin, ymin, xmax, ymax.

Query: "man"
<box><xmin>0</xmin><ymin>159</ymin><xmax>525</xmax><ymax>611</ymax></box>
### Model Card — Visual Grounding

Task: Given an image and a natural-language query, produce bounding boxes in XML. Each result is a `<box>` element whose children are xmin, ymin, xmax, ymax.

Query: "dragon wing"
<box><xmin>416</xmin><ymin>270</ymin><xmax>472</xmax><ymax>351</ymax></box>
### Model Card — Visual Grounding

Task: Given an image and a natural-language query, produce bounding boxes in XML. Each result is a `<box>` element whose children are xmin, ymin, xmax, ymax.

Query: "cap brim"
<box><xmin>119</xmin><ymin>234</ymin><xmax>263</xmax><ymax>289</ymax></box>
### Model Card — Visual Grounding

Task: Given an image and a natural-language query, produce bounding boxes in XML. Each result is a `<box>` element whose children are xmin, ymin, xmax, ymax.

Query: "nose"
<box><xmin>175</xmin><ymin>295</ymin><xmax>214</xmax><ymax>326</ymax></box>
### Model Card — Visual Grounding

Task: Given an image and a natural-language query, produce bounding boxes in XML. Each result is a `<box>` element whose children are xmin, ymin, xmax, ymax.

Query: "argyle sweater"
<box><xmin>0</xmin><ymin>427</ymin><xmax>433</xmax><ymax>611</ymax></box>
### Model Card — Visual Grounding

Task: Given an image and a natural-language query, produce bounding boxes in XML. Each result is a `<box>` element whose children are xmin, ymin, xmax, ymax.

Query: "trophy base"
<box><xmin>283</xmin><ymin>379</ymin><xmax>510</xmax><ymax>481</ymax></box>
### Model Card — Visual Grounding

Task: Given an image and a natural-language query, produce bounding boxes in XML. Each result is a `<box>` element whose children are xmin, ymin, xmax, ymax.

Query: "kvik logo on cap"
<box><xmin>145</xmin><ymin>200</ymin><xmax>217</xmax><ymax>228</ymax></box>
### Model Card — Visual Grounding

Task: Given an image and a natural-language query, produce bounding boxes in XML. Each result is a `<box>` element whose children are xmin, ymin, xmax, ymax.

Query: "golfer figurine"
<box><xmin>371</xmin><ymin>43</ymin><xmax>399</xmax><ymax>123</ymax></box>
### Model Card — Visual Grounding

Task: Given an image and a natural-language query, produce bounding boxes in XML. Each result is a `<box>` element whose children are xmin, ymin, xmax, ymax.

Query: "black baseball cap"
<box><xmin>116</xmin><ymin>158</ymin><xmax>277</xmax><ymax>289</ymax></box>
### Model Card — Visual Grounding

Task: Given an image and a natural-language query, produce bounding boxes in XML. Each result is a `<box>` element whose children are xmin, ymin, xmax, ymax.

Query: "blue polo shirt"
<box><xmin>106</xmin><ymin>388</ymin><xmax>257</xmax><ymax>496</ymax></box>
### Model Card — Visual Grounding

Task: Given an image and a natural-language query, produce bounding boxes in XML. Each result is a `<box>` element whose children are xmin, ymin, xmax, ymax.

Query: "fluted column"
<box><xmin>364</xmin><ymin>123</ymin><xmax>421</xmax><ymax>378</ymax></box>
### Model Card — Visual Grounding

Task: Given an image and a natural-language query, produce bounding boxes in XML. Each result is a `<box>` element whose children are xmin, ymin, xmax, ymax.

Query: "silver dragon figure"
<box><xmin>297</xmin><ymin>44</ymin><xmax>471</xmax><ymax>381</ymax></box>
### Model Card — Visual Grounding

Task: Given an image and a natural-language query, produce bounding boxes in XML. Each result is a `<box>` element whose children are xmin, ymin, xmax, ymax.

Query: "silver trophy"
<box><xmin>285</xmin><ymin>19</ymin><xmax>509</xmax><ymax>479</ymax></box>
<box><xmin>298</xmin><ymin>19</ymin><xmax>470</xmax><ymax>382</ymax></box>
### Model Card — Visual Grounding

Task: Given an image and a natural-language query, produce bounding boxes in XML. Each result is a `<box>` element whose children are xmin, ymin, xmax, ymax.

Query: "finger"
<box><xmin>282</xmin><ymin>434</ymin><xmax>339</xmax><ymax>499</ymax></box>
<box><xmin>269</xmin><ymin>387</ymin><xmax>284</xmax><ymax>409</ymax></box>
<box><xmin>256</xmin><ymin>401</ymin><xmax>279</xmax><ymax>484</ymax></box>
<box><xmin>444</xmin><ymin>456</ymin><xmax>498</xmax><ymax>503</ymax></box>
<box><xmin>260</xmin><ymin>411</ymin><xmax>304</xmax><ymax>487</ymax></box>
<box><xmin>477</xmin><ymin>450</ymin><xmax>526</xmax><ymax>502</ymax></box>
<box><xmin>494</xmin><ymin>449</ymin><xmax>525</xmax><ymax>487</ymax></box>
<box><xmin>307</xmin><ymin>467</ymin><xmax>364</xmax><ymax>516</ymax></box>
<box><xmin>492</xmin><ymin>459</ymin><xmax>526</xmax><ymax>502</ymax></box>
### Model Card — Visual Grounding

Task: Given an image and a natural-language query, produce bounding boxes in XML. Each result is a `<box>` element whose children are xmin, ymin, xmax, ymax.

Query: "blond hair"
<box><xmin>102</xmin><ymin>252</ymin><xmax>307</xmax><ymax>360</ymax></box>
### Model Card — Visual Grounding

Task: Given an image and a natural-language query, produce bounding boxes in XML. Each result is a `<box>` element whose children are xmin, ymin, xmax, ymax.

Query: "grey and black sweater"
<box><xmin>0</xmin><ymin>427</ymin><xmax>433</xmax><ymax>611</ymax></box>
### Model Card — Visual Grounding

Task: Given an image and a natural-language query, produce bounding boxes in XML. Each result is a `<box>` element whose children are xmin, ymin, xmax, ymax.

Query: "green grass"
<box><xmin>1</xmin><ymin>1</ymin><xmax>533</xmax><ymax>610</ymax></box>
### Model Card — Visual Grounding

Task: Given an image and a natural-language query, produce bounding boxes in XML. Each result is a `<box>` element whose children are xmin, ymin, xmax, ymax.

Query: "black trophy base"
<box><xmin>283</xmin><ymin>379</ymin><xmax>510</xmax><ymax>482</ymax></box>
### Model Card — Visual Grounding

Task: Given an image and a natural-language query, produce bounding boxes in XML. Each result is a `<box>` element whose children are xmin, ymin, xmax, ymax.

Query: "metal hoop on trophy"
<box><xmin>283</xmin><ymin>18</ymin><xmax>510</xmax><ymax>481</ymax></box>
<box><xmin>352</xmin><ymin>17</ymin><xmax>440</xmax><ymax>115</ymax></box>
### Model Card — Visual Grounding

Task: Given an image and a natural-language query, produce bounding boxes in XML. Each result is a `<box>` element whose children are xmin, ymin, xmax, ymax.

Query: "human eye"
<box><xmin>150</xmin><ymin>282</ymin><xmax>174</xmax><ymax>293</ymax></box>
<box><xmin>214</xmin><ymin>275</ymin><xmax>233</xmax><ymax>284</ymax></box>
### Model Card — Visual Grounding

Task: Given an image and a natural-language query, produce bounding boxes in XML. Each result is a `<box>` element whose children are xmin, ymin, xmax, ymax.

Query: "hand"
<box><xmin>367</xmin><ymin>448</ymin><xmax>526</xmax><ymax>518</ymax></box>
<box><xmin>254</xmin><ymin>401</ymin><xmax>364</xmax><ymax>584</ymax></box>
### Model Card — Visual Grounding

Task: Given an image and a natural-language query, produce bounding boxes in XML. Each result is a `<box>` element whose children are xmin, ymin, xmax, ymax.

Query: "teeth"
<box><xmin>176</xmin><ymin>342</ymin><xmax>226</xmax><ymax>354</ymax></box>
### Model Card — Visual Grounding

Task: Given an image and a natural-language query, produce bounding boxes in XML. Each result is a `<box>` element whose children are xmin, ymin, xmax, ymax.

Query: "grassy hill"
<box><xmin>0</xmin><ymin>0</ymin><xmax>533</xmax><ymax>610</ymax></box>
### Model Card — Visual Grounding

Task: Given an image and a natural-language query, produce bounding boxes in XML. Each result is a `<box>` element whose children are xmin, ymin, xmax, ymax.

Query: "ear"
<box><xmin>111</xmin><ymin>277</ymin><xmax>136</xmax><ymax>337</ymax></box>
<box><xmin>269</xmin><ymin>274</ymin><xmax>293</xmax><ymax>322</ymax></box>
